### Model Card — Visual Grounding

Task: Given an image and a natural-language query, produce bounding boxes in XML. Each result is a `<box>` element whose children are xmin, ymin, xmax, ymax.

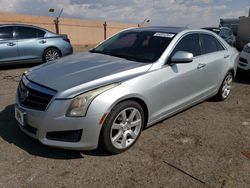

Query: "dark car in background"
<box><xmin>219</xmin><ymin>18</ymin><xmax>239</xmax><ymax>36</ymax></box>
<box><xmin>202</xmin><ymin>27</ymin><xmax>236</xmax><ymax>46</ymax></box>
<box><xmin>0</xmin><ymin>24</ymin><xmax>73</xmax><ymax>65</ymax></box>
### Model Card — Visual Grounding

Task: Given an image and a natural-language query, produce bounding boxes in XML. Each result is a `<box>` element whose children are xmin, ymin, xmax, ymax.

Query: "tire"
<box><xmin>216</xmin><ymin>72</ymin><xmax>233</xmax><ymax>101</ymax></box>
<box><xmin>43</xmin><ymin>48</ymin><xmax>61</xmax><ymax>62</ymax></box>
<box><xmin>100</xmin><ymin>100</ymin><xmax>145</xmax><ymax>154</ymax></box>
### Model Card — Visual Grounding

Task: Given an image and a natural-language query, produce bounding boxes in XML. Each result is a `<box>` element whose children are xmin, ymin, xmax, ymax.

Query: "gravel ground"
<box><xmin>0</xmin><ymin>48</ymin><xmax>250</xmax><ymax>187</ymax></box>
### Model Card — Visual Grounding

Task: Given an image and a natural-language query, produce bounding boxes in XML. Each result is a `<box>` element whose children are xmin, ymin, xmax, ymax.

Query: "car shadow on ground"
<box><xmin>235</xmin><ymin>69</ymin><xmax>250</xmax><ymax>84</ymax></box>
<box><xmin>0</xmin><ymin>63</ymin><xmax>40</xmax><ymax>70</ymax></box>
<box><xmin>0</xmin><ymin>104</ymin><xmax>112</xmax><ymax>159</ymax></box>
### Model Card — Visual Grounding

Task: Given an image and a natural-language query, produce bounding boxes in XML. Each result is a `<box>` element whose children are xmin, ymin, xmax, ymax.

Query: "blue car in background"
<box><xmin>0</xmin><ymin>24</ymin><xmax>73</xmax><ymax>65</ymax></box>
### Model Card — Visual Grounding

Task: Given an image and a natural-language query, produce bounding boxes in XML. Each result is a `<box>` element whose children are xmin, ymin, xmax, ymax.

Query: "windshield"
<box><xmin>219</xmin><ymin>28</ymin><xmax>232</xmax><ymax>38</ymax></box>
<box><xmin>91</xmin><ymin>30</ymin><xmax>175</xmax><ymax>63</ymax></box>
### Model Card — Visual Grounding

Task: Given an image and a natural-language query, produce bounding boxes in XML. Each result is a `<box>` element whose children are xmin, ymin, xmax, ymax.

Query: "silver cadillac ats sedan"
<box><xmin>15</xmin><ymin>27</ymin><xmax>239</xmax><ymax>153</ymax></box>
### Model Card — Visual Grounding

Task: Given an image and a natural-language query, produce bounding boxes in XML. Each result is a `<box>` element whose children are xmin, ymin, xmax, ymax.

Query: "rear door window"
<box><xmin>171</xmin><ymin>34</ymin><xmax>201</xmax><ymax>57</ymax></box>
<box><xmin>200</xmin><ymin>34</ymin><xmax>225</xmax><ymax>54</ymax></box>
<box><xmin>0</xmin><ymin>26</ymin><xmax>14</xmax><ymax>40</ymax></box>
<box><xmin>16</xmin><ymin>26</ymin><xmax>46</xmax><ymax>39</ymax></box>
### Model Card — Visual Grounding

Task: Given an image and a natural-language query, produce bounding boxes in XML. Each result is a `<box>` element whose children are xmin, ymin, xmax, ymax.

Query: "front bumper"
<box><xmin>238</xmin><ymin>51</ymin><xmax>250</xmax><ymax>70</ymax></box>
<box><xmin>16</xmin><ymin>98</ymin><xmax>104</xmax><ymax>150</ymax></box>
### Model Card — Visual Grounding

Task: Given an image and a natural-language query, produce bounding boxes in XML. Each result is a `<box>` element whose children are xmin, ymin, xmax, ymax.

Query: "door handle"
<box><xmin>197</xmin><ymin>63</ymin><xmax>206</xmax><ymax>69</ymax></box>
<box><xmin>7</xmin><ymin>42</ymin><xmax>16</xmax><ymax>46</ymax></box>
<box><xmin>39</xmin><ymin>40</ymin><xmax>47</xmax><ymax>44</ymax></box>
<box><xmin>224</xmin><ymin>54</ymin><xmax>230</xmax><ymax>59</ymax></box>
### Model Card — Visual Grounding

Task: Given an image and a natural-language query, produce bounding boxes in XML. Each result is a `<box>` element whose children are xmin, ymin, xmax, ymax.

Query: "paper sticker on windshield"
<box><xmin>153</xmin><ymin>32</ymin><xmax>175</xmax><ymax>38</ymax></box>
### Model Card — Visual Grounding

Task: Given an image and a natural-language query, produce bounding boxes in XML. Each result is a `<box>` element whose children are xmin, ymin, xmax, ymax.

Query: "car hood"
<box><xmin>25</xmin><ymin>52</ymin><xmax>152</xmax><ymax>98</ymax></box>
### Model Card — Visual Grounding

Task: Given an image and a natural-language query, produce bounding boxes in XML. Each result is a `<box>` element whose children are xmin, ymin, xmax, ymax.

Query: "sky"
<box><xmin>0</xmin><ymin>0</ymin><xmax>249</xmax><ymax>27</ymax></box>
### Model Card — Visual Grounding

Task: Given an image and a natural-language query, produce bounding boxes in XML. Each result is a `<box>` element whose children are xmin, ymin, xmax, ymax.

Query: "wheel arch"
<box><xmin>110</xmin><ymin>97</ymin><xmax>149</xmax><ymax>129</ymax></box>
<box><xmin>228</xmin><ymin>69</ymin><xmax>235</xmax><ymax>79</ymax></box>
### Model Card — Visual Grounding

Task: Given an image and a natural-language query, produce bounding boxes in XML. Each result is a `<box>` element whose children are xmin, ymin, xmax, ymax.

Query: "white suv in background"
<box><xmin>238</xmin><ymin>43</ymin><xmax>250</xmax><ymax>70</ymax></box>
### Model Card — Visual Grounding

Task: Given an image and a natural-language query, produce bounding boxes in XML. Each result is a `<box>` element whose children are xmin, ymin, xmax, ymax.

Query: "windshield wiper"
<box><xmin>90</xmin><ymin>50</ymin><xmax>151</xmax><ymax>63</ymax></box>
<box><xmin>89</xmin><ymin>50</ymin><xmax>117</xmax><ymax>57</ymax></box>
<box><xmin>89</xmin><ymin>49</ymin><xmax>99</xmax><ymax>53</ymax></box>
<box><xmin>124</xmin><ymin>56</ymin><xmax>151</xmax><ymax>63</ymax></box>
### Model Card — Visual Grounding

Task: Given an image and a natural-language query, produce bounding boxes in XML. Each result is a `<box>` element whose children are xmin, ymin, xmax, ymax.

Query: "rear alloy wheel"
<box><xmin>43</xmin><ymin>48</ymin><xmax>61</xmax><ymax>62</ymax></box>
<box><xmin>217</xmin><ymin>72</ymin><xmax>233</xmax><ymax>101</ymax></box>
<box><xmin>101</xmin><ymin>101</ymin><xmax>144</xmax><ymax>154</ymax></box>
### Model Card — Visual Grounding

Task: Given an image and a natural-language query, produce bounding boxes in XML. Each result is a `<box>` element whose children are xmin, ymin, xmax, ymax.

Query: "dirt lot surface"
<box><xmin>0</xmin><ymin>47</ymin><xmax>250</xmax><ymax>187</ymax></box>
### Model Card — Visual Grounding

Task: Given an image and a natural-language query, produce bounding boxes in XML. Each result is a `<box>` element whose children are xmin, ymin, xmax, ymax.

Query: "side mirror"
<box><xmin>171</xmin><ymin>51</ymin><xmax>194</xmax><ymax>63</ymax></box>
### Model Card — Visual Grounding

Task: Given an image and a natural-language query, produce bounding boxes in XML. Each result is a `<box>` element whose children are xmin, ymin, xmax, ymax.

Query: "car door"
<box><xmin>15</xmin><ymin>26</ymin><xmax>46</xmax><ymax>61</ymax></box>
<box><xmin>158</xmin><ymin>33</ymin><xmax>207</xmax><ymax>117</ymax></box>
<box><xmin>0</xmin><ymin>26</ymin><xmax>19</xmax><ymax>62</ymax></box>
<box><xmin>199</xmin><ymin>34</ymin><xmax>229</xmax><ymax>93</ymax></box>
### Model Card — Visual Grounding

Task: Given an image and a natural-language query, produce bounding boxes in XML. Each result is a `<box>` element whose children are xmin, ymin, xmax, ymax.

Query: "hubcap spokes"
<box><xmin>222</xmin><ymin>75</ymin><xmax>233</xmax><ymax>98</ymax></box>
<box><xmin>46</xmin><ymin>50</ymin><xmax>59</xmax><ymax>62</ymax></box>
<box><xmin>110</xmin><ymin>107</ymin><xmax>142</xmax><ymax>149</ymax></box>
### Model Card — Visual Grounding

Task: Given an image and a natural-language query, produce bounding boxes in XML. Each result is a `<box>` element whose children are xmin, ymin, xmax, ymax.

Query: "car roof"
<box><xmin>129</xmin><ymin>26</ymin><xmax>188</xmax><ymax>34</ymax></box>
<box><xmin>202</xmin><ymin>27</ymin><xmax>220</xmax><ymax>30</ymax></box>
<box><xmin>0</xmin><ymin>24</ymin><xmax>53</xmax><ymax>33</ymax></box>
<box><xmin>0</xmin><ymin>23</ymin><xmax>40</xmax><ymax>27</ymax></box>
<box><xmin>202</xmin><ymin>26</ymin><xmax>231</xmax><ymax>30</ymax></box>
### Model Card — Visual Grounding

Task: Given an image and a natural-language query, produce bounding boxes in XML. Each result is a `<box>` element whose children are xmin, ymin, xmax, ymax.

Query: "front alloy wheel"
<box><xmin>101</xmin><ymin>101</ymin><xmax>144</xmax><ymax>154</ymax></box>
<box><xmin>110</xmin><ymin>107</ymin><xmax>142</xmax><ymax>149</ymax></box>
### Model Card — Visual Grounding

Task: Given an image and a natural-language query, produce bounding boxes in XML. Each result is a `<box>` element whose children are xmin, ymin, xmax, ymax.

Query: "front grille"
<box><xmin>18</xmin><ymin>76</ymin><xmax>56</xmax><ymax>111</ymax></box>
<box><xmin>239</xmin><ymin>63</ymin><xmax>247</xmax><ymax>67</ymax></box>
<box><xmin>46</xmin><ymin>129</ymin><xmax>83</xmax><ymax>142</ymax></box>
<box><xmin>239</xmin><ymin>57</ymin><xmax>248</xmax><ymax>64</ymax></box>
<box><xmin>22</xmin><ymin>124</ymin><xmax>37</xmax><ymax>135</ymax></box>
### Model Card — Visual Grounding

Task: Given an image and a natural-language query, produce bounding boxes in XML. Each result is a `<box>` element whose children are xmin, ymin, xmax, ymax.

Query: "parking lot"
<box><xmin>0</xmin><ymin>46</ymin><xmax>250</xmax><ymax>188</ymax></box>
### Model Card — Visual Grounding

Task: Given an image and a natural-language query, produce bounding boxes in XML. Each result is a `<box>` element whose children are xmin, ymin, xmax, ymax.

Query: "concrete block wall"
<box><xmin>0</xmin><ymin>12</ymin><xmax>137</xmax><ymax>45</ymax></box>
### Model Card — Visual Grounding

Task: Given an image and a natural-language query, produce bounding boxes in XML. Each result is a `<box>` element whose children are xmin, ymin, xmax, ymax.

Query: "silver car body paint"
<box><xmin>15</xmin><ymin>27</ymin><xmax>239</xmax><ymax>150</ymax></box>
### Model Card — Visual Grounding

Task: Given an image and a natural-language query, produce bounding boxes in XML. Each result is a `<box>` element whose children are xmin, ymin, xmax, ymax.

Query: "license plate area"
<box><xmin>15</xmin><ymin>106</ymin><xmax>26</xmax><ymax>126</ymax></box>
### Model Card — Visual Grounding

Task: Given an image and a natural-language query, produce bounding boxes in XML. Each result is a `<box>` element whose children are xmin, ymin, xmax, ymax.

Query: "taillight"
<box><xmin>63</xmin><ymin>38</ymin><xmax>71</xmax><ymax>43</ymax></box>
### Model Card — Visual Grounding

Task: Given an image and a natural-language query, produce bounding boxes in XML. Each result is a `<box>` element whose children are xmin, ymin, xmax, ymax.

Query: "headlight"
<box><xmin>243</xmin><ymin>44</ymin><xmax>250</xmax><ymax>53</ymax></box>
<box><xmin>66</xmin><ymin>83</ymin><xmax>119</xmax><ymax>117</ymax></box>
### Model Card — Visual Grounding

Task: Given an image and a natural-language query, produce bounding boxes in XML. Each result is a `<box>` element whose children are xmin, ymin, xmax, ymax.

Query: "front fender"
<box><xmin>87</xmin><ymin>83</ymin><xmax>149</xmax><ymax>117</ymax></box>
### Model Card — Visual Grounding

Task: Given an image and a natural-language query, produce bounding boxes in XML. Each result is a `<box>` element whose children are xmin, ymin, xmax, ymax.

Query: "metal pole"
<box><xmin>138</xmin><ymin>19</ymin><xmax>150</xmax><ymax>27</ymax></box>
<box><xmin>103</xmin><ymin>21</ymin><xmax>107</xmax><ymax>40</ymax></box>
<box><xmin>54</xmin><ymin>8</ymin><xmax>63</xmax><ymax>34</ymax></box>
<box><xmin>58</xmin><ymin>8</ymin><xmax>64</xmax><ymax>18</ymax></box>
<box><xmin>54</xmin><ymin>18</ymin><xmax>59</xmax><ymax>34</ymax></box>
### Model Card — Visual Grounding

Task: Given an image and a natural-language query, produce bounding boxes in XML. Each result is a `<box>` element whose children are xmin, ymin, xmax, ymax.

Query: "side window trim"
<box><xmin>0</xmin><ymin>26</ymin><xmax>14</xmax><ymax>40</ymax></box>
<box><xmin>216</xmin><ymin>37</ymin><xmax>227</xmax><ymax>51</ymax></box>
<box><xmin>13</xmin><ymin>26</ymin><xmax>18</xmax><ymax>39</ymax></box>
